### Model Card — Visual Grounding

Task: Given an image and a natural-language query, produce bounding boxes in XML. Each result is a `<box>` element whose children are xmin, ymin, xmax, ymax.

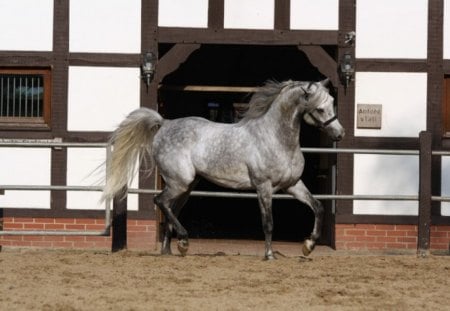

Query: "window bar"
<box><xmin>12</xmin><ymin>76</ymin><xmax>15</xmax><ymax>116</ymax></box>
<box><xmin>6</xmin><ymin>77</ymin><xmax>9</xmax><ymax>116</ymax></box>
<box><xmin>31</xmin><ymin>77</ymin><xmax>34</xmax><ymax>117</ymax></box>
<box><xmin>0</xmin><ymin>77</ymin><xmax>3</xmax><ymax>117</ymax></box>
<box><xmin>25</xmin><ymin>78</ymin><xmax>29</xmax><ymax>117</ymax></box>
<box><xmin>37</xmin><ymin>76</ymin><xmax>40</xmax><ymax>117</ymax></box>
<box><xmin>24</xmin><ymin>77</ymin><xmax>27</xmax><ymax>117</ymax></box>
<box><xmin>12</xmin><ymin>77</ymin><xmax>16</xmax><ymax>116</ymax></box>
<box><xmin>18</xmin><ymin>77</ymin><xmax>22</xmax><ymax>117</ymax></box>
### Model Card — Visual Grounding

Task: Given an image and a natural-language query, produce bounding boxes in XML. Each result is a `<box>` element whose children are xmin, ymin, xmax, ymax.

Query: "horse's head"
<box><xmin>300</xmin><ymin>79</ymin><xmax>345</xmax><ymax>141</ymax></box>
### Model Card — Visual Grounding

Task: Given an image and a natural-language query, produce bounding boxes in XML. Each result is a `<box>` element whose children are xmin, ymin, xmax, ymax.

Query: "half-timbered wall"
<box><xmin>0</xmin><ymin>0</ymin><xmax>449</xmax><ymax>251</ymax></box>
<box><xmin>351</xmin><ymin>0</ymin><xmax>450</xmax><ymax>220</ymax></box>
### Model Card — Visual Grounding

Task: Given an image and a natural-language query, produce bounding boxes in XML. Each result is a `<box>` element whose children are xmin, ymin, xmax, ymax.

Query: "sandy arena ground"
<box><xmin>0</xmin><ymin>243</ymin><xmax>449</xmax><ymax>311</ymax></box>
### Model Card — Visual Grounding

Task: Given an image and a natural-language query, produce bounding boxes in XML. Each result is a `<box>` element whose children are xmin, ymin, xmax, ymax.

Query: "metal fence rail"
<box><xmin>0</xmin><ymin>140</ymin><xmax>111</xmax><ymax>237</ymax></box>
<box><xmin>0</xmin><ymin>184</ymin><xmax>111</xmax><ymax>236</ymax></box>
<box><xmin>3</xmin><ymin>185</ymin><xmax>450</xmax><ymax>202</ymax></box>
<box><xmin>0</xmin><ymin>132</ymin><xmax>449</xmax><ymax>255</ymax></box>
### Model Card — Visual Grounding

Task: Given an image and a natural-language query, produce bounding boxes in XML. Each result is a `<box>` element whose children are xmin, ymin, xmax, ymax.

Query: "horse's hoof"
<box><xmin>302</xmin><ymin>239</ymin><xmax>315</xmax><ymax>256</ymax></box>
<box><xmin>160</xmin><ymin>249</ymin><xmax>172</xmax><ymax>256</ymax></box>
<box><xmin>264</xmin><ymin>254</ymin><xmax>276</xmax><ymax>261</ymax></box>
<box><xmin>177</xmin><ymin>239</ymin><xmax>189</xmax><ymax>256</ymax></box>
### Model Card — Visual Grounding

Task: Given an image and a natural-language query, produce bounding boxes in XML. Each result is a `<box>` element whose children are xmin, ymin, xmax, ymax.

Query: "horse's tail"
<box><xmin>101</xmin><ymin>108</ymin><xmax>163</xmax><ymax>202</ymax></box>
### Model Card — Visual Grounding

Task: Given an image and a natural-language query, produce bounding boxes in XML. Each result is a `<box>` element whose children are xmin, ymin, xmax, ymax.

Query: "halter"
<box><xmin>302</xmin><ymin>83</ymin><xmax>338</xmax><ymax>129</ymax></box>
<box><xmin>308</xmin><ymin>110</ymin><xmax>338</xmax><ymax>129</ymax></box>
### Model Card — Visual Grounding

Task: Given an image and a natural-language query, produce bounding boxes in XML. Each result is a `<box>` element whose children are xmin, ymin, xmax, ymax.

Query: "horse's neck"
<box><xmin>255</xmin><ymin>100</ymin><xmax>302</xmax><ymax>145</ymax></box>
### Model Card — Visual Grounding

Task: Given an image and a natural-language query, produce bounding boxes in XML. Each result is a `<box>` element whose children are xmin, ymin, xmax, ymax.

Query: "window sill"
<box><xmin>0</xmin><ymin>119</ymin><xmax>51</xmax><ymax>131</ymax></box>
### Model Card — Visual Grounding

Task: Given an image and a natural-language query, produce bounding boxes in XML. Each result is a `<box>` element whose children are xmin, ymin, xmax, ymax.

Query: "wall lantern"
<box><xmin>340</xmin><ymin>52</ymin><xmax>354</xmax><ymax>91</ymax></box>
<box><xmin>141</xmin><ymin>52</ymin><xmax>156</xmax><ymax>91</ymax></box>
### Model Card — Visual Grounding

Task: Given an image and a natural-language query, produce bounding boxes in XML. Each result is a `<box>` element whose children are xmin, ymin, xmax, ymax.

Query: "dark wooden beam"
<box><xmin>298</xmin><ymin>46</ymin><xmax>338</xmax><ymax>85</ymax></box>
<box><xmin>335</xmin><ymin>0</ymin><xmax>356</xmax><ymax>222</ymax></box>
<box><xmin>417</xmin><ymin>131</ymin><xmax>432</xmax><ymax>257</ymax></box>
<box><xmin>208</xmin><ymin>0</ymin><xmax>224</xmax><ymax>29</ymax></box>
<box><xmin>444</xmin><ymin>60</ymin><xmax>450</xmax><ymax>74</ymax></box>
<box><xmin>356</xmin><ymin>59</ymin><xmax>427</xmax><ymax>72</ymax></box>
<box><xmin>51</xmin><ymin>0</ymin><xmax>70</xmax><ymax>213</ymax></box>
<box><xmin>0</xmin><ymin>52</ymin><xmax>53</xmax><ymax>66</ymax></box>
<box><xmin>112</xmin><ymin>188</ymin><xmax>128</xmax><ymax>252</ymax></box>
<box><xmin>274</xmin><ymin>0</ymin><xmax>290</xmax><ymax>30</ymax></box>
<box><xmin>156</xmin><ymin>43</ymin><xmax>201</xmax><ymax>83</ymax></box>
<box><xmin>68</xmin><ymin>53</ymin><xmax>140</xmax><ymax>67</ymax></box>
<box><xmin>158</xmin><ymin>28</ymin><xmax>337</xmax><ymax>46</ymax></box>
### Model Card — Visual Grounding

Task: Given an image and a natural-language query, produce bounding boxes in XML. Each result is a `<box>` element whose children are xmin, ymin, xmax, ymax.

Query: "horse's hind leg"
<box><xmin>286</xmin><ymin>180</ymin><xmax>324</xmax><ymax>256</ymax></box>
<box><xmin>160</xmin><ymin>179</ymin><xmax>199</xmax><ymax>255</ymax></box>
<box><xmin>256</xmin><ymin>181</ymin><xmax>275</xmax><ymax>260</ymax></box>
<box><xmin>154</xmin><ymin>185</ymin><xmax>190</xmax><ymax>256</ymax></box>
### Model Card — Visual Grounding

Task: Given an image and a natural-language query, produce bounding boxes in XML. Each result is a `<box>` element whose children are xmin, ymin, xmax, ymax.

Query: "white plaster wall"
<box><xmin>69</xmin><ymin>0</ymin><xmax>141</xmax><ymax>53</ymax></box>
<box><xmin>0</xmin><ymin>0</ymin><xmax>53</xmax><ymax>51</ymax></box>
<box><xmin>66</xmin><ymin>148</ymin><xmax>138</xmax><ymax>211</ymax></box>
<box><xmin>353</xmin><ymin>154</ymin><xmax>419</xmax><ymax>215</ymax></box>
<box><xmin>0</xmin><ymin>148</ymin><xmax>51</xmax><ymax>208</ymax></box>
<box><xmin>356</xmin><ymin>0</ymin><xmax>428</xmax><ymax>59</ymax></box>
<box><xmin>444</xmin><ymin>0</ymin><xmax>450</xmax><ymax>59</ymax></box>
<box><xmin>290</xmin><ymin>0</ymin><xmax>339</xmax><ymax>30</ymax></box>
<box><xmin>67</xmin><ymin>66</ymin><xmax>140</xmax><ymax>132</ymax></box>
<box><xmin>158</xmin><ymin>0</ymin><xmax>208</xmax><ymax>28</ymax></box>
<box><xmin>224</xmin><ymin>0</ymin><xmax>274</xmax><ymax>30</ymax></box>
<box><xmin>354</xmin><ymin>72</ymin><xmax>427</xmax><ymax>138</ymax></box>
<box><xmin>441</xmin><ymin>157</ymin><xmax>450</xmax><ymax>216</ymax></box>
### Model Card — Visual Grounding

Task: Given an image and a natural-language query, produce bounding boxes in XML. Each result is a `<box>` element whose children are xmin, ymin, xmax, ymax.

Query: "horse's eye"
<box><xmin>316</xmin><ymin>108</ymin><xmax>325</xmax><ymax>113</ymax></box>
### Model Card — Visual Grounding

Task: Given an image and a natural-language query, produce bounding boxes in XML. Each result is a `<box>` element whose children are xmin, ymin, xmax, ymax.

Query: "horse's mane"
<box><xmin>243</xmin><ymin>80</ymin><xmax>297</xmax><ymax>120</ymax></box>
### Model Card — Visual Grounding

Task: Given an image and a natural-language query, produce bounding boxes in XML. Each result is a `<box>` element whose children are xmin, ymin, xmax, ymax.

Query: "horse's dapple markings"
<box><xmin>102</xmin><ymin>79</ymin><xmax>344</xmax><ymax>260</ymax></box>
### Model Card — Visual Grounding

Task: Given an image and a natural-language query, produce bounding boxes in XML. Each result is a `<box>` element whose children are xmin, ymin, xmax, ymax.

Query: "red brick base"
<box><xmin>2</xmin><ymin>218</ymin><xmax>449</xmax><ymax>253</ymax></box>
<box><xmin>335</xmin><ymin>224</ymin><xmax>450</xmax><ymax>251</ymax></box>
<box><xmin>0</xmin><ymin>217</ymin><xmax>158</xmax><ymax>251</ymax></box>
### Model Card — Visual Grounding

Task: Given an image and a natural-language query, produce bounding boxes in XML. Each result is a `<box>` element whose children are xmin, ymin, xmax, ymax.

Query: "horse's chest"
<box><xmin>270</xmin><ymin>151</ymin><xmax>304</xmax><ymax>186</ymax></box>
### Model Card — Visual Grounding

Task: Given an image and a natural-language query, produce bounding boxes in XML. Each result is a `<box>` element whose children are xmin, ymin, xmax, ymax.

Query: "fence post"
<box><xmin>0</xmin><ymin>208</ymin><xmax>3</xmax><ymax>252</ymax></box>
<box><xmin>112</xmin><ymin>187</ymin><xmax>128</xmax><ymax>252</ymax></box>
<box><xmin>417</xmin><ymin>131</ymin><xmax>432</xmax><ymax>257</ymax></box>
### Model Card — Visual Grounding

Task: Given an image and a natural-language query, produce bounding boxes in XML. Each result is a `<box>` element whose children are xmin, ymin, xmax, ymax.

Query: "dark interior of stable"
<box><xmin>158</xmin><ymin>44</ymin><xmax>336</xmax><ymax>244</ymax></box>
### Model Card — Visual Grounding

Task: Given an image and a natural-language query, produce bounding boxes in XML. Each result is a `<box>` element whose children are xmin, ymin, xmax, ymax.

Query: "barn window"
<box><xmin>0</xmin><ymin>68</ymin><xmax>51</xmax><ymax>129</ymax></box>
<box><xmin>444</xmin><ymin>76</ymin><xmax>450</xmax><ymax>136</ymax></box>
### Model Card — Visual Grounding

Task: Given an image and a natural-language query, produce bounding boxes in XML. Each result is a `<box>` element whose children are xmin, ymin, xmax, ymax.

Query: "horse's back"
<box><xmin>154</xmin><ymin>116</ymin><xmax>228</xmax><ymax>151</ymax></box>
<box><xmin>153</xmin><ymin>116</ymin><xmax>253</xmax><ymax>188</ymax></box>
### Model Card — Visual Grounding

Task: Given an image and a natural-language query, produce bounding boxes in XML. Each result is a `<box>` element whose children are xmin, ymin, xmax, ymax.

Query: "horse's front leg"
<box><xmin>286</xmin><ymin>180</ymin><xmax>324</xmax><ymax>256</ymax></box>
<box><xmin>161</xmin><ymin>222</ymin><xmax>173</xmax><ymax>255</ymax></box>
<box><xmin>256</xmin><ymin>181</ymin><xmax>275</xmax><ymax>260</ymax></box>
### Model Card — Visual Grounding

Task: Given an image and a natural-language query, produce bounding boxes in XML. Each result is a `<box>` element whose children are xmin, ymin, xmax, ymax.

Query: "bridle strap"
<box><xmin>308</xmin><ymin>113</ymin><xmax>338</xmax><ymax>129</ymax></box>
<box><xmin>322</xmin><ymin>115</ymin><xmax>338</xmax><ymax>127</ymax></box>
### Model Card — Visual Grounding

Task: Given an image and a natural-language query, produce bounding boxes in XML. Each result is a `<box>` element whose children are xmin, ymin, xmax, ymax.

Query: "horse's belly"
<box><xmin>197</xmin><ymin>163</ymin><xmax>253</xmax><ymax>190</ymax></box>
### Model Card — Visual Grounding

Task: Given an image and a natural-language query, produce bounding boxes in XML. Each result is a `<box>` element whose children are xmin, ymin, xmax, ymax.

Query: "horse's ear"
<box><xmin>301</xmin><ymin>87</ymin><xmax>310</xmax><ymax>101</ymax></box>
<box><xmin>319</xmin><ymin>78</ymin><xmax>330</xmax><ymax>87</ymax></box>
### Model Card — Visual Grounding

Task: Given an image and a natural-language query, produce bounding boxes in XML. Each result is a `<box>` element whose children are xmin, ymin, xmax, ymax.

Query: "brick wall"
<box><xmin>336</xmin><ymin>224</ymin><xmax>450</xmax><ymax>251</ymax></box>
<box><xmin>2</xmin><ymin>218</ymin><xmax>449</xmax><ymax>253</ymax></box>
<box><xmin>0</xmin><ymin>217</ymin><xmax>158</xmax><ymax>251</ymax></box>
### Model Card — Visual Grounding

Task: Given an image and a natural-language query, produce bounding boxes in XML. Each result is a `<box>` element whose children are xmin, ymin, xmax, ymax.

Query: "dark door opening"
<box><xmin>158</xmin><ymin>44</ymin><xmax>336</xmax><ymax>244</ymax></box>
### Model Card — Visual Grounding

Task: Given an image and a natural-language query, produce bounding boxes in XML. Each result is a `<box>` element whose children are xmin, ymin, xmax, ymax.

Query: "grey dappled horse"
<box><xmin>102</xmin><ymin>79</ymin><xmax>345</xmax><ymax>260</ymax></box>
